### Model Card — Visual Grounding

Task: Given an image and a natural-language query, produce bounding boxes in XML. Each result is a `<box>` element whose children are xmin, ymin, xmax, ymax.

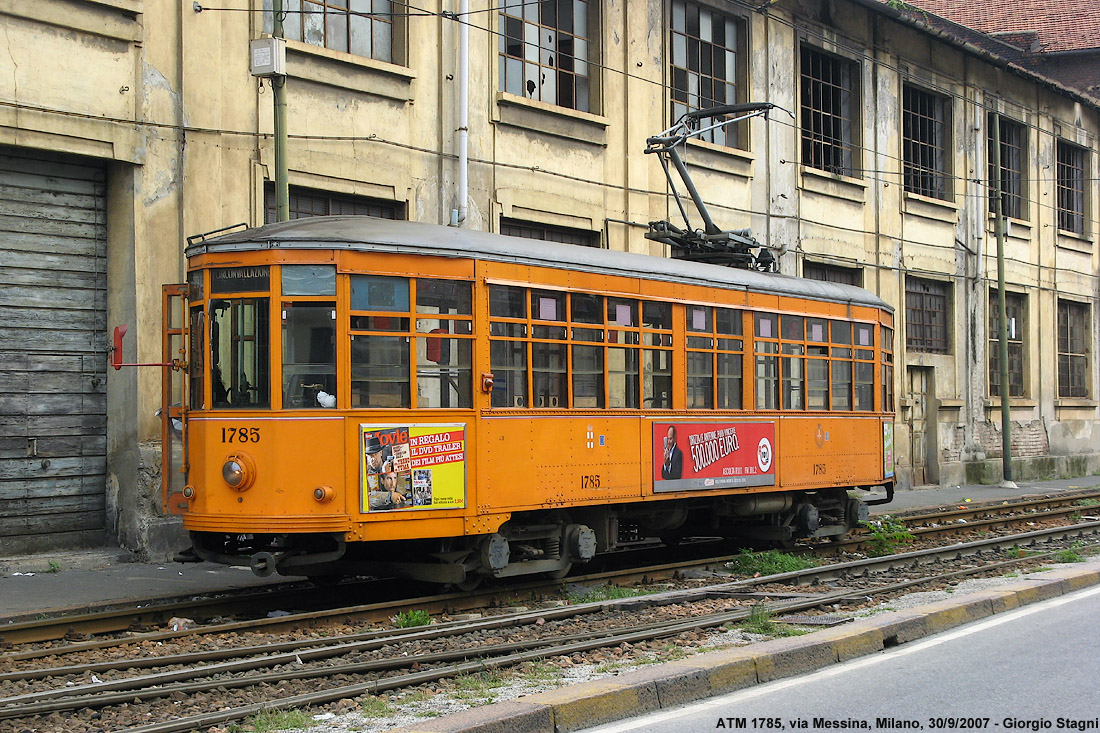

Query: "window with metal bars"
<box><xmin>803</xmin><ymin>260</ymin><xmax>863</xmax><ymax>287</ymax></box>
<box><xmin>263</xmin><ymin>0</ymin><xmax>401</xmax><ymax>63</ymax></box>
<box><xmin>987</xmin><ymin>114</ymin><xmax>1027</xmax><ymax>220</ymax></box>
<box><xmin>800</xmin><ymin>46</ymin><xmax>860</xmax><ymax>177</ymax></box>
<box><xmin>905</xmin><ymin>277</ymin><xmax>950</xmax><ymax>354</ymax></box>
<box><xmin>1058</xmin><ymin>299</ymin><xmax>1090</xmax><ymax>399</ymax></box>
<box><xmin>1057</xmin><ymin>140</ymin><xmax>1088</xmax><ymax>236</ymax></box>
<box><xmin>500</xmin><ymin>218</ymin><xmax>600</xmax><ymax>247</ymax></box>
<box><xmin>988</xmin><ymin>290</ymin><xmax>1026</xmax><ymax>398</ymax></box>
<box><xmin>669</xmin><ymin>0</ymin><xmax>744</xmax><ymax>148</ymax></box>
<box><xmin>902</xmin><ymin>85</ymin><xmax>951</xmax><ymax>200</ymax></box>
<box><xmin>264</xmin><ymin>184</ymin><xmax>404</xmax><ymax>223</ymax></box>
<box><xmin>498</xmin><ymin>0</ymin><xmax>595</xmax><ymax>112</ymax></box>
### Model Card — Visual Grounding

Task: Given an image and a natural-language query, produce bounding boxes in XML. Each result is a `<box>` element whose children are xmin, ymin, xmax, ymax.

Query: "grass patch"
<box><xmin>392</xmin><ymin>609</ymin><xmax>432</xmax><ymax>628</ymax></box>
<box><xmin>1076</xmin><ymin>498</ymin><xmax>1100</xmax><ymax>507</ymax></box>
<box><xmin>864</xmin><ymin>516</ymin><xmax>915</xmax><ymax>557</ymax></box>
<box><xmin>740</xmin><ymin>605</ymin><xmax>809</xmax><ymax>637</ymax></box>
<box><xmin>519</xmin><ymin>660</ymin><xmax>564</xmax><ymax>684</ymax></box>
<box><xmin>46</xmin><ymin>560</ymin><xmax>62</xmax><ymax>574</ymax></box>
<box><xmin>1055</xmin><ymin>543</ymin><xmax>1086</xmax><ymax>563</ymax></box>
<box><xmin>230</xmin><ymin>708</ymin><xmax>314</xmax><ymax>732</ymax></box>
<box><xmin>453</xmin><ymin>670</ymin><xmax>506</xmax><ymax>702</ymax></box>
<box><xmin>401</xmin><ymin>689</ymin><xmax>435</xmax><ymax>705</ymax></box>
<box><xmin>567</xmin><ymin>584</ymin><xmax>650</xmax><ymax>604</ymax></box>
<box><xmin>359</xmin><ymin>697</ymin><xmax>393</xmax><ymax>717</ymax></box>
<box><xmin>724</xmin><ymin>549</ymin><xmax>817</xmax><ymax>576</ymax></box>
<box><xmin>652</xmin><ymin>641</ymin><xmax>692</xmax><ymax>662</ymax></box>
<box><xmin>1005</xmin><ymin>546</ymin><xmax>1039</xmax><ymax>559</ymax></box>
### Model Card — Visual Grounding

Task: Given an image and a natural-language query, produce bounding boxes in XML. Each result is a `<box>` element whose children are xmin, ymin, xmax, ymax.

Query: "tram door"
<box><xmin>906</xmin><ymin>366</ymin><xmax>938</xmax><ymax>486</ymax></box>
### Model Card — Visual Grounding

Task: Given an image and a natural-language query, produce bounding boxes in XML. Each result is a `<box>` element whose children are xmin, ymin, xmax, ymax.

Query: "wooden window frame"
<box><xmin>987</xmin><ymin>114</ymin><xmax>1027</xmax><ymax>220</ymax></box>
<box><xmin>988</xmin><ymin>289</ymin><xmax>1027</xmax><ymax>398</ymax></box>
<box><xmin>800</xmin><ymin>45</ymin><xmax>861</xmax><ymax>177</ymax></box>
<box><xmin>264</xmin><ymin>0</ymin><xmax>404</xmax><ymax>64</ymax></box>
<box><xmin>1057</xmin><ymin>140</ymin><xmax>1088</xmax><ymax>236</ymax></box>
<box><xmin>498</xmin><ymin>0</ymin><xmax>598</xmax><ymax>113</ymax></box>
<box><xmin>1058</xmin><ymin>299</ymin><xmax>1091</xmax><ymax>399</ymax></box>
<box><xmin>902</xmin><ymin>84</ymin><xmax>951</xmax><ymax>200</ymax></box>
<box><xmin>905</xmin><ymin>277</ymin><xmax>951</xmax><ymax>354</ymax></box>
<box><xmin>669</xmin><ymin>0</ymin><xmax>746</xmax><ymax>148</ymax></box>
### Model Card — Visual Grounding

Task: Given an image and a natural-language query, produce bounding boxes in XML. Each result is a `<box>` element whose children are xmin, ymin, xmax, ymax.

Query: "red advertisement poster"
<box><xmin>653</xmin><ymin>421</ymin><xmax>775</xmax><ymax>493</ymax></box>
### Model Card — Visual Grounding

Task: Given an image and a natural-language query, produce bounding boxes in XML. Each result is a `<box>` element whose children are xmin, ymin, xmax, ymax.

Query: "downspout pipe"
<box><xmin>454</xmin><ymin>0</ymin><xmax>469</xmax><ymax>226</ymax></box>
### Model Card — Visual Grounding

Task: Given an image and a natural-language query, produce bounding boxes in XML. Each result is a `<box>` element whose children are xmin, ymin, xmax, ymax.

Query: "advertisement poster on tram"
<box><xmin>360</xmin><ymin>424</ymin><xmax>466</xmax><ymax>512</ymax></box>
<box><xmin>652</xmin><ymin>421</ymin><xmax>776</xmax><ymax>493</ymax></box>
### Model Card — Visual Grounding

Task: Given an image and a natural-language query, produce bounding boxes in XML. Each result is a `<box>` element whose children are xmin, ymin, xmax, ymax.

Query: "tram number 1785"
<box><xmin>580</xmin><ymin>475</ymin><xmax>602</xmax><ymax>489</ymax></box>
<box><xmin>222</xmin><ymin>427</ymin><xmax>261</xmax><ymax>444</ymax></box>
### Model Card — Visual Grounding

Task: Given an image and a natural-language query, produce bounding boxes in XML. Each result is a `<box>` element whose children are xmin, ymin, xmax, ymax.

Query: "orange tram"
<box><xmin>164</xmin><ymin>216</ymin><xmax>895</xmax><ymax>585</ymax></box>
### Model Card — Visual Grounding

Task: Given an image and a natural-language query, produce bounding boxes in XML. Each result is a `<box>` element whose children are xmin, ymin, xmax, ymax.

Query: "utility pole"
<box><xmin>991</xmin><ymin>113</ymin><xmax>1015</xmax><ymax>487</ymax></box>
<box><xmin>272</xmin><ymin>0</ymin><xmax>289</xmax><ymax>222</ymax></box>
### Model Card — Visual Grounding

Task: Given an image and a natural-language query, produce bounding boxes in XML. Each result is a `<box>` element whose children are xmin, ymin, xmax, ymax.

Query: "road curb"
<box><xmin>393</xmin><ymin>564</ymin><xmax>1100</xmax><ymax>733</ymax></box>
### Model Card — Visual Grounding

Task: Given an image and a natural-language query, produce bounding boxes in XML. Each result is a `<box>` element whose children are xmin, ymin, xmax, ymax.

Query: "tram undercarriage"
<box><xmin>187</xmin><ymin>485</ymin><xmax>890</xmax><ymax>586</ymax></box>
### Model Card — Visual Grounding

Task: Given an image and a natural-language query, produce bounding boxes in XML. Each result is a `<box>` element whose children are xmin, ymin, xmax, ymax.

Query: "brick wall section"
<box><xmin>941</xmin><ymin>420</ymin><xmax>1049</xmax><ymax>462</ymax></box>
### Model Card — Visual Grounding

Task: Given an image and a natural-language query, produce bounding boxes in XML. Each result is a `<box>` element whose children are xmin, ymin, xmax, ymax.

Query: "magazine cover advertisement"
<box><xmin>653</xmin><ymin>421</ymin><xmax>776</xmax><ymax>493</ymax></box>
<box><xmin>360</xmin><ymin>424</ymin><xmax>466</xmax><ymax>512</ymax></box>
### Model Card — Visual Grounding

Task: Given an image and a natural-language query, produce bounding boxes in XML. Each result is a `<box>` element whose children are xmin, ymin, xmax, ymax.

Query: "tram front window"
<box><xmin>282</xmin><ymin>303</ymin><xmax>336</xmax><ymax>408</ymax></box>
<box><xmin>209</xmin><ymin>298</ymin><xmax>270</xmax><ymax>408</ymax></box>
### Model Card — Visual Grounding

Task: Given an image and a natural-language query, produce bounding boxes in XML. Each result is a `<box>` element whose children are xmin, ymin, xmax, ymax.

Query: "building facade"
<box><xmin>0</xmin><ymin>0</ymin><xmax>1097</xmax><ymax>557</ymax></box>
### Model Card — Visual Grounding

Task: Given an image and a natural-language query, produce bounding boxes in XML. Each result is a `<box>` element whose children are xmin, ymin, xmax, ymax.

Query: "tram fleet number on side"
<box><xmin>221</xmin><ymin>427</ymin><xmax>261</xmax><ymax>443</ymax></box>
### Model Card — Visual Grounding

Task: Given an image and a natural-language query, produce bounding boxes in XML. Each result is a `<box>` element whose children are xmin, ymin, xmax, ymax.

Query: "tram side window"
<box><xmin>416</xmin><ymin>280</ymin><xmax>473</xmax><ymax>408</ymax></box>
<box><xmin>755</xmin><ymin>314</ymin><xmax>779</xmax><ymax>410</ymax></box>
<box><xmin>806</xmin><ymin>318</ymin><xmax>829</xmax><ymax>410</ymax></box>
<box><xmin>209</xmin><ymin>298</ymin><xmax>270</xmax><ymax>408</ymax></box>
<box><xmin>854</xmin><ymin>323</ymin><xmax>875</xmax><ymax>411</ymax></box>
<box><xmin>643</xmin><ymin>301</ymin><xmax>673</xmax><ymax>409</ymax></box>
<box><xmin>882</xmin><ymin>326</ymin><xmax>895</xmax><ymax>412</ymax></box>
<box><xmin>606</xmin><ymin>298</ymin><xmax>641</xmax><ymax>409</ymax></box>
<box><xmin>532</xmin><ymin>289</ymin><xmax>567</xmax><ymax>408</ymax></box>
<box><xmin>686</xmin><ymin>305</ymin><xmax>743</xmax><ymax>410</ymax></box>
<box><xmin>686</xmin><ymin>306</ymin><xmax>714</xmax><ymax>409</ymax></box>
<box><xmin>830</xmin><ymin>321</ymin><xmax>853</xmax><ymax>411</ymax></box>
<box><xmin>489</xmin><ymin>285</ymin><xmax>528</xmax><ymax>407</ymax></box>
<box><xmin>781</xmin><ymin>316</ymin><xmax>804</xmax><ymax>410</ymax></box>
<box><xmin>350</xmin><ymin>275</ymin><xmax>411</xmax><ymax>408</ymax></box>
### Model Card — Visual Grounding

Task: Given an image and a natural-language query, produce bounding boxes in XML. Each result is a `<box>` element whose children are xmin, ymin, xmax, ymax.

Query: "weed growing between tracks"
<box><xmin>724</xmin><ymin>549</ymin><xmax>818</xmax><ymax>576</ymax></box>
<box><xmin>565</xmin><ymin>584</ymin><xmax>651</xmax><ymax>603</ymax></box>
<box><xmin>740</xmin><ymin>605</ymin><xmax>809</xmax><ymax>637</ymax></box>
<box><xmin>864</xmin><ymin>516</ymin><xmax>916</xmax><ymax>557</ymax></box>
<box><xmin>391</xmin><ymin>609</ymin><xmax>432</xmax><ymax>628</ymax></box>
<box><xmin>230</xmin><ymin>708</ymin><xmax>313</xmax><ymax>732</ymax></box>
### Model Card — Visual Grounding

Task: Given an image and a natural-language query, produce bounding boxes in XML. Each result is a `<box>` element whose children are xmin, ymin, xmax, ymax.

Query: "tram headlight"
<box><xmin>221</xmin><ymin>453</ymin><xmax>256</xmax><ymax>491</ymax></box>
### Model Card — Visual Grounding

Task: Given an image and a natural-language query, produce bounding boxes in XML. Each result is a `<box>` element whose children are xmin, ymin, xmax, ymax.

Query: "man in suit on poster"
<box><xmin>661</xmin><ymin>425</ymin><xmax>683</xmax><ymax>480</ymax></box>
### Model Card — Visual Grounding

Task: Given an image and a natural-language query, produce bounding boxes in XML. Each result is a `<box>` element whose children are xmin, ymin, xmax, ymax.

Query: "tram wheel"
<box><xmin>453</xmin><ymin>573</ymin><xmax>483</xmax><ymax>591</ymax></box>
<box><xmin>545</xmin><ymin>562</ymin><xmax>573</xmax><ymax>580</ymax></box>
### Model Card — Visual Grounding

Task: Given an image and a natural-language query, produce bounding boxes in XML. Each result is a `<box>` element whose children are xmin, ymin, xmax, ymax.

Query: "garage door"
<box><xmin>0</xmin><ymin>147</ymin><xmax>108</xmax><ymax>555</ymax></box>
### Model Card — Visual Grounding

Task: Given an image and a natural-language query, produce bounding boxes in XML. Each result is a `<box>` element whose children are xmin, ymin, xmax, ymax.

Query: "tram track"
<box><xmin>1</xmin><ymin>520</ymin><xmax>1098</xmax><ymax>733</ymax></box>
<box><xmin>3</xmin><ymin>490</ymin><xmax>1099</xmax><ymax>656</ymax></box>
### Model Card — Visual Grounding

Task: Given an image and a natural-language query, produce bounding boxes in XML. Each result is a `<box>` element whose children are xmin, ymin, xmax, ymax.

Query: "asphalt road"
<box><xmin>585</xmin><ymin>585</ymin><xmax>1100</xmax><ymax>733</ymax></box>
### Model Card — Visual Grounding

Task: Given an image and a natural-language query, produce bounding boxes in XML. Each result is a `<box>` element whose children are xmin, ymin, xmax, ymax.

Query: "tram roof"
<box><xmin>190</xmin><ymin>216</ymin><xmax>891</xmax><ymax>312</ymax></box>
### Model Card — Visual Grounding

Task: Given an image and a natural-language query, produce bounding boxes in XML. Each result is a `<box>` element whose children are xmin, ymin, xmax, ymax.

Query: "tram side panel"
<box><xmin>184</xmin><ymin>417</ymin><xmax>349</xmax><ymax>532</ymax></box>
<box><xmin>479</xmin><ymin>414</ymin><xmax>649</xmax><ymax>512</ymax></box>
<box><xmin>776</xmin><ymin>415</ymin><xmax>887</xmax><ymax>489</ymax></box>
